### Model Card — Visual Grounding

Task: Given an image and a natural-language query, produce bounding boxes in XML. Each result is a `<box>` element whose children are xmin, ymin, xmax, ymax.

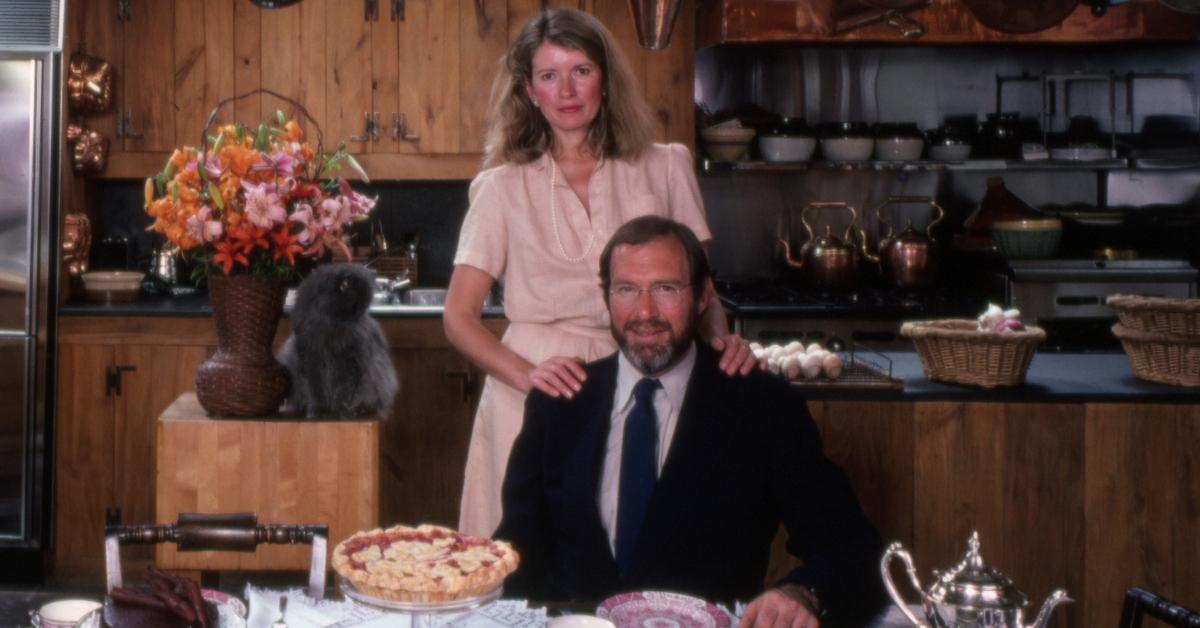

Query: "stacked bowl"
<box><xmin>700</xmin><ymin>126</ymin><xmax>755</xmax><ymax>162</ymax></box>
<box><xmin>991</xmin><ymin>218</ymin><xmax>1062</xmax><ymax>259</ymax></box>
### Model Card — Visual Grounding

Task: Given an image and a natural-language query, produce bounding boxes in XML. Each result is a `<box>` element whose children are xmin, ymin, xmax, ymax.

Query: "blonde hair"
<box><xmin>482</xmin><ymin>8</ymin><xmax>656</xmax><ymax>168</ymax></box>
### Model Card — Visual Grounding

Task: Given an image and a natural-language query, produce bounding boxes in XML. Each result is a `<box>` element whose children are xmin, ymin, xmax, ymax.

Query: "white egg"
<box><xmin>782</xmin><ymin>355</ymin><xmax>802</xmax><ymax>380</ymax></box>
<box><xmin>767</xmin><ymin>359</ymin><xmax>782</xmax><ymax>375</ymax></box>
<box><xmin>805</xmin><ymin>342</ymin><xmax>824</xmax><ymax>354</ymax></box>
<box><xmin>822</xmin><ymin>353</ymin><xmax>844</xmax><ymax>380</ymax></box>
<box><xmin>752</xmin><ymin>347</ymin><xmax>767</xmax><ymax>360</ymax></box>
<box><xmin>800</xmin><ymin>353</ymin><xmax>823</xmax><ymax>379</ymax></box>
<box><xmin>784</xmin><ymin>340</ymin><xmax>804</xmax><ymax>355</ymax></box>
<box><xmin>749</xmin><ymin>342</ymin><xmax>764</xmax><ymax>353</ymax></box>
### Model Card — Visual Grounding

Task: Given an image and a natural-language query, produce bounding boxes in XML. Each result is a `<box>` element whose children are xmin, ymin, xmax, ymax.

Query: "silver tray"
<box><xmin>339</xmin><ymin>575</ymin><xmax>502</xmax><ymax>614</ymax></box>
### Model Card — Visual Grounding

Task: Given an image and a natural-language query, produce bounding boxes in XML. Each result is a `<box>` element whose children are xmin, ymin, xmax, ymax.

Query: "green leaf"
<box><xmin>211</xmin><ymin>132</ymin><xmax>225</xmax><ymax>156</ymax></box>
<box><xmin>276</xmin><ymin>109</ymin><xmax>286</xmax><ymax>126</ymax></box>
<box><xmin>154</xmin><ymin>173</ymin><xmax>168</xmax><ymax>196</ymax></box>
<box><xmin>345</xmin><ymin>153</ymin><xmax>370</xmax><ymax>183</ymax></box>
<box><xmin>170</xmin><ymin>182</ymin><xmax>179</xmax><ymax>203</ymax></box>
<box><xmin>207</xmin><ymin>182</ymin><xmax>225</xmax><ymax>210</ymax></box>
<box><xmin>255</xmin><ymin>124</ymin><xmax>268</xmax><ymax>151</ymax></box>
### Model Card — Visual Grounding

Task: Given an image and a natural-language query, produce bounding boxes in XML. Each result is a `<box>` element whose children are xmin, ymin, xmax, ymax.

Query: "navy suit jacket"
<box><xmin>496</xmin><ymin>344</ymin><xmax>887</xmax><ymax>626</ymax></box>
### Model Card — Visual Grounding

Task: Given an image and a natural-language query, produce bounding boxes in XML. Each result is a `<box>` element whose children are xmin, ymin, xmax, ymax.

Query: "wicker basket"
<box><xmin>1111</xmin><ymin>323</ymin><xmax>1200</xmax><ymax>387</ymax></box>
<box><xmin>900</xmin><ymin>319</ymin><xmax>1046</xmax><ymax>388</ymax></box>
<box><xmin>1106</xmin><ymin>294</ymin><xmax>1200</xmax><ymax>337</ymax></box>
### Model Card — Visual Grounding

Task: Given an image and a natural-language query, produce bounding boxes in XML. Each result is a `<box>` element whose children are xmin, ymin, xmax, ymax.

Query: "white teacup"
<box><xmin>29</xmin><ymin>599</ymin><xmax>102</xmax><ymax>628</ymax></box>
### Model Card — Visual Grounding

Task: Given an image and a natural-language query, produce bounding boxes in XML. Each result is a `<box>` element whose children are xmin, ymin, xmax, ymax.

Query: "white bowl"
<box><xmin>820</xmin><ymin>137</ymin><xmax>874</xmax><ymax>161</ymax></box>
<box><xmin>930</xmin><ymin>143</ymin><xmax>972</xmax><ymax>161</ymax></box>
<box><xmin>759</xmin><ymin>136</ymin><xmax>816</xmax><ymax>162</ymax></box>
<box><xmin>875</xmin><ymin>137</ymin><xmax>924</xmax><ymax>161</ymax></box>
<box><xmin>80</xmin><ymin>270</ymin><xmax>144</xmax><ymax>303</ymax></box>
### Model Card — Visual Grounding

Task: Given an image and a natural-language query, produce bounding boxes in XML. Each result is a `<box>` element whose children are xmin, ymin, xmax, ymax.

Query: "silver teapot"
<box><xmin>880</xmin><ymin>532</ymin><xmax>1071</xmax><ymax>628</ymax></box>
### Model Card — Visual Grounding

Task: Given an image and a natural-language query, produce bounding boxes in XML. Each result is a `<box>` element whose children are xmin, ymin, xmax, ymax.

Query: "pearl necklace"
<box><xmin>549</xmin><ymin>158</ymin><xmax>597</xmax><ymax>263</ymax></box>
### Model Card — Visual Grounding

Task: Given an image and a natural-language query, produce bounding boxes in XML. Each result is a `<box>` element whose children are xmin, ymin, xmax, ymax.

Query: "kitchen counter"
<box><xmin>59</xmin><ymin>294</ymin><xmax>506</xmax><ymax>318</ymax></box>
<box><xmin>799</xmin><ymin>351</ymin><xmax>1200</xmax><ymax>402</ymax></box>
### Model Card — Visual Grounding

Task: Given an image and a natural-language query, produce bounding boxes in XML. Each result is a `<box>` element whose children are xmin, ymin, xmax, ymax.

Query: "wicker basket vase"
<box><xmin>195</xmin><ymin>274</ymin><xmax>290</xmax><ymax>416</ymax></box>
<box><xmin>900</xmin><ymin>319</ymin><xmax>1046</xmax><ymax>388</ymax></box>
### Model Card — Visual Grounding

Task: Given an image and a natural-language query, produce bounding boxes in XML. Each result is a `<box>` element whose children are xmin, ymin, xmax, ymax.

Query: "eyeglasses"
<box><xmin>608</xmin><ymin>283</ymin><xmax>692</xmax><ymax>307</ymax></box>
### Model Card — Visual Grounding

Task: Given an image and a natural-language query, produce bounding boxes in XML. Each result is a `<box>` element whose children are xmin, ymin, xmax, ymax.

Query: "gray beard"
<box><xmin>614</xmin><ymin>314</ymin><xmax>696</xmax><ymax>375</ymax></box>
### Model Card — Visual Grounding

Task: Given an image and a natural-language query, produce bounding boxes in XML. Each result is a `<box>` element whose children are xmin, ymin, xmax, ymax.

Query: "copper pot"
<box><xmin>779</xmin><ymin>201</ymin><xmax>863</xmax><ymax>292</ymax></box>
<box><xmin>864</xmin><ymin>196</ymin><xmax>945</xmax><ymax>291</ymax></box>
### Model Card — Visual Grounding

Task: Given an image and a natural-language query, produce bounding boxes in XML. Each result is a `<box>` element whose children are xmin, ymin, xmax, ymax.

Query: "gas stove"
<box><xmin>716</xmin><ymin>279</ymin><xmax>986</xmax><ymax>351</ymax></box>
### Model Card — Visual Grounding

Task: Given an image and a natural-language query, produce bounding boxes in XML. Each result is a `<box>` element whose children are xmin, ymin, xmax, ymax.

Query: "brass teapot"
<box><xmin>862</xmin><ymin>196</ymin><xmax>945</xmax><ymax>291</ymax></box>
<box><xmin>881</xmin><ymin>532</ymin><xmax>1071</xmax><ymax>628</ymax></box>
<box><xmin>779</xmin><ymin>201</ymin><xmax>864</xmax><ymax>292</ymax></box>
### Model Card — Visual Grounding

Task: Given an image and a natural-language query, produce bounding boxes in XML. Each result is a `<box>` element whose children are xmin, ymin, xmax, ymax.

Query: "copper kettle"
<box><xmin>863</xmin><ymin>196</ymin><xmax>945</xmax><ymax>291</ymax></box>
<box><xmin>779</xmin><ymin>202</ymin><xmax>864</xmax><ymax>292</ymax></box>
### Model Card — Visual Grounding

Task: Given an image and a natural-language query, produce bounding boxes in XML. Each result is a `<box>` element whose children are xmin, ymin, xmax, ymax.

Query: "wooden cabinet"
<box><xmin>52</xmin><ymin>314</ymin><xmax>503</xmax><ymax>580</ymax></box>
<box><xmin>698</xmin><ymin>0</ymin><xmax>1200</xmax><ymax>47</ymax></box>
<box><xmin>54</xmin><ymin>318</ymin><xmax>214</xmax><ymax>580</ymax></box>
<box><xmin>66</xmin><ymin>0</ymin><xmax>697</xmax><ymax>180</ymax></box>
<box><xmin>772</xmin><ymin>399</ymin><xmax>1200</xmax><ymax>628</ymax></box>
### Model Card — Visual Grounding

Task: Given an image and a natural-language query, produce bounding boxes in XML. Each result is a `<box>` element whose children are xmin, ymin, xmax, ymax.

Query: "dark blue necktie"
<box><xmin>615</xmin><ymin>377</ymin><xmax>661</xmax><ymax>578</ymax></box>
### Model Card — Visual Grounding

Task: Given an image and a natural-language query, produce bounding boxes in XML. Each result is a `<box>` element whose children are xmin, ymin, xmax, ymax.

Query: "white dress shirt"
<box><xmin>598</xmin><ymin>342</ymin><xmax>697</xmax><ymax>555</ymax></box>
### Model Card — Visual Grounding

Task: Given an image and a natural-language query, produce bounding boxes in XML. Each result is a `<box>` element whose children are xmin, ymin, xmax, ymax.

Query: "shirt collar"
<box><xmin>614</xmin><ymin>341</ymin><xmax>696</xmax><ymax>415</ymax></box>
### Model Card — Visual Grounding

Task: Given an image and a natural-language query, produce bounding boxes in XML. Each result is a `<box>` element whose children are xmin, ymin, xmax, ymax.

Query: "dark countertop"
<box><xmin>59</xmin><ymin>294</ymin><xmax>506</xmax><ymax>319</ymax></box>
<box><xmin>798</xmin><ymin>351</ymin><xmax>1200</xmax><ymax>402</ymax></box>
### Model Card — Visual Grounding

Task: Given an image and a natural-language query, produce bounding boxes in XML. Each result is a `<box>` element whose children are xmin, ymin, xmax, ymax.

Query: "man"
<box><xmin>496</xmin><ymin>216</ymin><xmax>886</xmax><ymax>627</ymax></box>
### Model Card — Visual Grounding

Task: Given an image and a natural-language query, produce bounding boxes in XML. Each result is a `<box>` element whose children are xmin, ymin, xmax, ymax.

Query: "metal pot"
<box><xmin>779</xmin><ymin>202</ymin><xmax>863</xmax><ymax>292</ymax></box>
<box><xmin>863</xmin><ymin>196</ymin><xmax>945</xmax><ymax>291</ymax></box>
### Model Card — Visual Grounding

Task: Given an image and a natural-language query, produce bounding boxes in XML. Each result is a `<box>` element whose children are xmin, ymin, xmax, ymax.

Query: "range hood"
<box><xmin>697</xmin><ymin>0</ymin><xmax>930</xmax><ymax>47</ymax></box>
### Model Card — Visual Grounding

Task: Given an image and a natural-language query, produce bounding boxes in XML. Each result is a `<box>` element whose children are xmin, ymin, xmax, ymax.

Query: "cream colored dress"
<box><xmin>453</xmin><ymin>143</ymin><xmax>712</xmax><ymax>537</ymax></box>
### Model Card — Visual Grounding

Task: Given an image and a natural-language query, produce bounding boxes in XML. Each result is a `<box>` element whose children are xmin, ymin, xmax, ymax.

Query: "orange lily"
<box><xmin>270</xmin><ymin>227</ymin><xmax>304</xmax><ymax>266</ymax></box>
<box><xmin>212</xmin><ymin>239</ymin><xmax>249</xmax><ymax>275</ymax></box>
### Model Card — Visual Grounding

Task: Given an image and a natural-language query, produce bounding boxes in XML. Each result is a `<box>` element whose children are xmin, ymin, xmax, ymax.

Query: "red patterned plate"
<box><xmin>597</xmin><ymin>591</ymin><xmax>731</xmax><ymax>628</ymax></box>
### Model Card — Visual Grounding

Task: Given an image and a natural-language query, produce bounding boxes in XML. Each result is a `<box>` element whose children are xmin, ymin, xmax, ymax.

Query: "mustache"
<box><xmin>623</xmin><ymin>318</ymin><xmax>671</xmax><ymax>334</ymax></box>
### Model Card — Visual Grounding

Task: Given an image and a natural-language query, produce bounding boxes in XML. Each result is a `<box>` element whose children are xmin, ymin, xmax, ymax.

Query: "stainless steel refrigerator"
<box><xmin>0</xmin><ymin>0</ymin><xmax>61</xmax><ymax>576</ymax></box>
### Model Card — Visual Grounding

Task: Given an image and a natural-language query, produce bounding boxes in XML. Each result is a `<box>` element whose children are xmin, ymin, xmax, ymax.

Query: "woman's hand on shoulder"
<box><xmin>709</xmin><ymin>333</ymin><xmax>765</xmax><ymax>376</ymax></box>
<box><xmin>528</xmin><ymin>356</ymin><xmax>588</xmax><ymax>399</ymax></box>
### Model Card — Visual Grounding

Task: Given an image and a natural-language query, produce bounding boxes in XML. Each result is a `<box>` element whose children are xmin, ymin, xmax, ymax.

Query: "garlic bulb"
<box><xmin>800</xmin><ymin>353</ymin><xmax>823</xmax><ymax>379</ymax></box>
<box><xmin>822</xmin><ymin>353</ymin><xmax>844</xmax><ymax>380</ymax></box>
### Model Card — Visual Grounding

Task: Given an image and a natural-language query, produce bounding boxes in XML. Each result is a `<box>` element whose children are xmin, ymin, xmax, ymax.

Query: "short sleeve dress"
<box><xmin>453</xmin><ymin>143</ymin><xmax>711</xmax><ymax>537</ymax></box>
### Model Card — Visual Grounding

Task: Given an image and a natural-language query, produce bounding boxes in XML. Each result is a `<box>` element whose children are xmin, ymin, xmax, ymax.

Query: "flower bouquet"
<box><xmin>147</xmin><ymin>89</ymin><xmax>377</xmax><ymax>417</ymax></box>
<box><xmin>144</xmin><ymin>104</ymin><xmax>374</xmax><ymax>282</ymax></box>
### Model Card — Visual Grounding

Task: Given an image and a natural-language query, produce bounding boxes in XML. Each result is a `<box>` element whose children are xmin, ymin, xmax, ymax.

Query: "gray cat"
<box><xmin>278</xmin><ymin>263</ymin><xmax>398</xmax><ymax>418</ymax></box>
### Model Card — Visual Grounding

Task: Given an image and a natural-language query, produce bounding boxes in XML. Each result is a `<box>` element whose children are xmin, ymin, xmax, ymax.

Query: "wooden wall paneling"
<box><xmin>122</xmin><ymin>0</ymin><xmax>175</xmax><ymax>151</ymax></box>
<box><xmin>370</xmin><ymin>0</ymin><xmax>400</xmax><ymax>155</ymax></box>
<box><xmin>326</xmin><ymin>0</ymin><xmax>372</xmax><ymax>153</ymax></box>
<box><xmin>53</xmin><ymin>344</ymin><xmax>115</xmax><ymax>578</ymax></box>
<box><xmin>297</xmin><ymin>0</ymin><xmax>327</xmax><ymax>144</ymax></box>
<box><xmin>507</xmin><ymin>0</ymin><xmax>542</xmax><ymax>44</ymax></box>
<box><xmin>913</xmin><ymin>401</ymin><xmax>1085</xmax><ymax>628</ymax></box>
<box><xmin>1084</xmin><ymin>403</ymin><xmax>1200</xmax><ymax>628</ymax></box>
<box><xmin>258</xmin><ymin>2</ymin><xmax>303</xmax><ymax>123</ymax></box>
<box><xmin>173</xmin><ymin>0</ymin><xmax>208</xmax><ymax>149</ymax></box>
<box><xmin>399</xmin><ymin>1</ymin><xmax>462</xmax><ymax>153</ymax></box>
<box><xmin>203</xmin><ymin>0</ymin><xmax>236</xmax><ymax>127</ymax></box>
<box><xmin>68</xmin><ymin>0</ymin><xmax>120</xmax><ymax>143</ymax></box>
<box><xmin>641</xmin><ymin>0</ymin><xmax>695</xmax><ymax>147</ymax></box>
<box><xmin>592</xmin><ymin>0</ymin><xmax>647</xmax><ymax>102</ymax></box>
<box><xmin>458</xmin><ymin>0</ymin><xmax>509</xmax><ymax>154</ymax></box>
<box><xmin>233</xmin><ymin>0</ymin><xmax>262</xmax><ymax>124</ymax></box>
<box><xmin>112</xmin><ymin>345</ymin><xmax>211</xmax><ymax>563</ymax></box>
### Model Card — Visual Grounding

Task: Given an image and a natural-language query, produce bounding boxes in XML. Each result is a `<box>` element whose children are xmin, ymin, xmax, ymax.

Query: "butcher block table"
<box><xmin>154</xmin><ymin>393</ymin><xmax>379</xmax><ymax>572</ymax></box>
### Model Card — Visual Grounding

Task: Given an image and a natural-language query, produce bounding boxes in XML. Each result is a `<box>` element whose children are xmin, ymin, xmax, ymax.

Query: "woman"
<box><xmin>445</xmin><ymin>8</ymin><xmax>755</xmax><ymax>537</ymax></box>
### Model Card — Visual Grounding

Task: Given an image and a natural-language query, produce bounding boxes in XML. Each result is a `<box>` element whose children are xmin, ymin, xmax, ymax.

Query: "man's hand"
<box><xmin>739</xmin><ymin>584</ymin><xmax>821</xmax><ymax>628</ymax></box>
<box><xmin>709</xmin><ymin>333</ymin><xmax>763</xmax><ymax>376</ymax></box>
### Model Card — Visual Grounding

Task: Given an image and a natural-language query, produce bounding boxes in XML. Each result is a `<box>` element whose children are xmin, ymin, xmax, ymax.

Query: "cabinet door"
<box><xmin>113</xmin><ymin>345</ymin><xmax>212</xmax><ymax>565</ymax></box>
<box><xmin>380</xmin><ymin>348</ymin><xmax>481</xmax><ymax>527</ymax></box>
<box><xmin>54</xmin><ymin>344</ymin><xmax>115</xmax><ymax>578</ymax></box>
<box><xmin>122</xmin><ymin>0</ymin><xmax>176</xmax><ymax>151</ymax></box>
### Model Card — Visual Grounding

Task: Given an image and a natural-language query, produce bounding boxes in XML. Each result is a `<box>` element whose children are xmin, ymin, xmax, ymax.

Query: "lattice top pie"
<box><xmin>332</xmin><ymin>524</ymin><xmax>519</xmax><ymax>603</ymax></box>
